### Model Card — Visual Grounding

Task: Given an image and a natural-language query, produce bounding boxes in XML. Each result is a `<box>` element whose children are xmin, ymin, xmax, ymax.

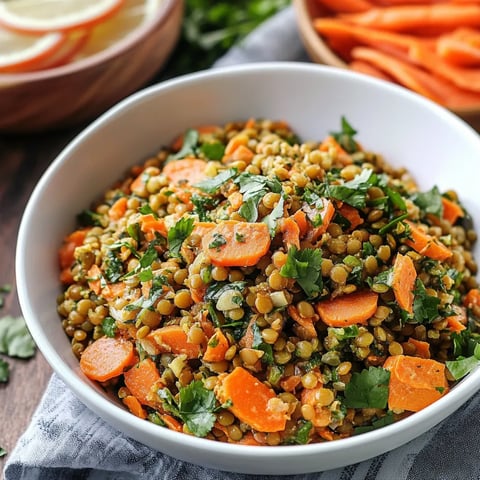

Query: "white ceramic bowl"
<box><xmin>16</xmin><ymin>63</ymin><xmax>480</xmax><ymax>475</ymax></box>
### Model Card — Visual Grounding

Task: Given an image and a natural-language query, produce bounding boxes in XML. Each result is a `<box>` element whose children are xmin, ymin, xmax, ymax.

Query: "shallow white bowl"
<box><xmin>16</xmin><ymin>63</ymin><xmax>480</xmax><ymax>475</ymax></box>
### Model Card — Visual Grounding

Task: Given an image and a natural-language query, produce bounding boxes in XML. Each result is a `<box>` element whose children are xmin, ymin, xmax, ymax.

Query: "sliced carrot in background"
<box><xmin>404</xmin><ymin>220</ymin><xmax>453</xmax><ymax>261</ymax></box>
<box><xmin>315</xmin><ymin>0</ymin><xmax>373</xmax><ymax>13</ymax></box>
<box><xmin>124</xmin><ymin>358</ymin><xmax>161</xmax><ymax>406</ymax></box>
<box><xmin>316</xmin><ymin>290</ymin><xmax>379</xmax><ymax>327</ymax></box>
<box><xmin>391</xmin><ymin>253</ymin><xmax>416</xmax><ymax>314</ymax></box>
<box><xmin>214</xmin><ymin>367</ymin><xmax>289</xmax><ymax>432</ymax></box>
<box><xmin>203</xmin><ymin>328</ymin><xmax>229</xmax><ymax>363</ymax></box>
<box><xmin>441</xmin><ymin>197</ymin><xmax>464</xmax><ymax>224</ymax></box>
<box><xmin>80</xmin><ymin>336</ymin><xmax>135</xmax><ymax>382</ymax></box>
<box><xmin>162</xmin><ymin>158</ymin><xmax>207</xmax><ymax>186</ymax></box>
<box><xmin>149</xmin><ymin>325</ymin><xmax>200</xmax><ymax>359</ymax></box>
<box><xmin>437</xmin><ymin>27</ymin><xmax>480</xmax><ymax>67</ymax></box>
<box><xmin>384</xmin><ymin>355</ymin><xmax>448</xmax><ymax>412</ymax></box>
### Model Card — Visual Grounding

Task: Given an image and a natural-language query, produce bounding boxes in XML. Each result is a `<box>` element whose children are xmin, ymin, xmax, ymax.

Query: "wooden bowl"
<box><xmin>0</xmin><ymin>0</ymin><xmax>183</xmax><ymax>134</ymax></box>
<box><xmin>293</xmin><ymin>0</ymin><xmax>480</xmax><ymax>131</ymax></box>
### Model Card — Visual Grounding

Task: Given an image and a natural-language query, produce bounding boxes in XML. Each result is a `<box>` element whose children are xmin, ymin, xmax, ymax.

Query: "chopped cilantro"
<box><xmin>362</xmin><ymin>241</ymin><xmax>375</xmax><ymax>257</ymax></box>
<box><xmin>235</xmin><ymin>232</ymin><xmax>246</xmax><ymax>243</ymax></box>
<box><xmin>262</xmin><ymin>195</ymin><xmax>285</xmax><ymax>237</ymax></box>
<box><xmin>284</xmin><ymin>420</ymin><xmax>313</xmax><ymax>445</ymax></box>
<box><xmin>369</xmin><ymin>267</ymin><xmax>394</xmax><ymax>289</ymax></box>
<box><xmin>0</xmin><ymin>357</ymin><xmax>9</xmax><ymax>382</ymax></box>
<box><xmin>191</xmin><ymin>193</ymin><xmax>218</xmax><ymax>221</ymax></box>
<box><xmin>385</xmin><ymin>187</ymin><xmax>407</xmax><ymax>212</ymax></box>
<box><xmin>138</xmin><ymin>204</ymin><xmax>158</xmax><ymax>218</ymax></box>
<box><xmin>252</xmin><ymin>322</ymin><xmax>274</xmax><ymax>365</ymax></box>
<box><xmin>208</xmin><ymin>233</ymin><xmax>227</xmax><ymax>251</ymax></box>
<box><xmin>330</xmin><ymin>116</ymin><xmax>359</xmax><ymax>154</ymax></box>
<box><xmin>168</xmin><ymin>216</ymin><xmax>195</xmax><ymax>258</ymax></box>
<box><xmin>411</xmin><ymin>186</ymin><xmax>443</xmax><ymax>218</ymax></box>
<box><xmin>280</xmin><ymin>246</ymin><xmax>322</xmax><ymax>298</ymax></box>
<box><xmin>169</xmin><ymin>129</ymin><xmax>199</xmax><ymax>160</ymax></box>
<box><xmin>194</xmin><ymin>168</ymin><xmax>237</xmax><ymax>194</ymax></box>
<box><xmin>77</xmin><ymin>209</ymin><xmax>102</xmax><ymax>227</ymax></box>
<box><xmin>104</xmin><ymin>250</ymin><xmax>124</xmax><ymax>283</ymax></box>
<box><xmin>446</xmin><ymin>343</ymin><xmax>480</xmax><ymax>380</ymax></box>
<box><xmin>158</xmin><ymin>381</ymin><xmax>221</xmax><ymax>437</ymax></box>
<box><xmin>354</xmin><ymin>412</ymin><xmax>394</xmax><ymax>435</ymax></box>
<box><xmin>0</xmin><ymin>315</ymin><xmax>36</xmax><ymax>359</ymax></box>
<box><xmin>200</xmin><ymin>141</ymin><xmax>225</xmax><ymax>160</ymax></box>
<box><xmin>101</xmin><ymin>317</ymin><xmax>117</xmax><ymax>338</ymax></box>
<box><xmin>127</xmin><ymin>222</ymin><xmax>140</xmax><ymax>242</ymax></box>
<box><xmin>413</xmin><ymin>279</ymin><xmax>440</xmax><ymax>323</ymax></box>
<box><xmin>378</xmin><ymin>213</ymin><xmax>409</xmax><ymax>235</ymax></box>
<box><xmin>344</xmin><ymin>366</ymin><xmax>390</xmax><ymax>409</ymax></box>
<box><xmin>205</xmin><ymin>281</ymin><xmax>246</xmax><ymax>303</ymax></box>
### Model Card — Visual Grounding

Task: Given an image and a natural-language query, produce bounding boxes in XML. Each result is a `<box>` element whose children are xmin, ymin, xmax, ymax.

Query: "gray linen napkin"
<box><xmin>4</xmin><ymin>6</ymin><xmax>480</xmax><ymax>479</ymax></box>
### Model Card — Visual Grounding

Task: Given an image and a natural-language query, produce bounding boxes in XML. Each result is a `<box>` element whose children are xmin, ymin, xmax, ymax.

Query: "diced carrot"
<box><xmin>317</xmin><ymin>427</ymin><xmax>335</xmax><ymax>441</ymax></box>
<box><xmin>441</xmin><ymin>197</ymin><xmax>464</xmax><ymax>224</ymax></box>
<box><xmin>161</xmin><ymin>413</ymin><xmax>183</xmax><ymax>432</ymax></box>
<box><xmin>338</xmin><ymin>203</ymin><xmax>364</xmax><ymax>231</ymax></box>
<box><xmin>287</xmin><ymin>305</ymin><xmax>318</xmax><ymax>339</ymax></box>
<box><xmin>59</xmin><ymin>267</ymin><xmax>74</xmax><ymax>284</ymax></box>
<box><xmin>58</xmin><ymin>228</ymin><xmax>89</xmax><ymax>269</ymax></box>
<box><xmin>123</xmin><ymin>358</ymin><xmax>161</xmax><ymax>406</ymax></box>
<box><xmin>404</xmin><ymin>220</ymin><xmax>453</xmax><ymax>261</ymax></box>
<box><xmin>203</xmin><ymin>328</ymin><xmax>230</xmax><ymax>363</ymax></box>
<box><xmin>231</xmin><ymin>145</ymin><xmax>254</xmax><ymax>162</ymax></box>
<box><xmin>304</xmin><ymin>198</ymin><xmax>336</xmax><ymax>242</ymax></box>
<box><xmin>319</xmin><ymin>135</ymin><xmax>349</xmax><ymax>157</ymax></box>
<box><xmin>280</xmin><ymin>375</ymin><xmax>302</xmax><ymax>392</ymax></box>
<box><xmin>214</xmin><ymin>367</ymin><xmax>289</xmax><ymax>432</ymax></box>
<box><xmin>350</xmin><ymin>59</ymin><xmax>394</xmax><ymax>81</ymax></box>
<box><xmin>123</xmin><ymin>395</ymin><xmax>147</xmax><ymax>419</ymax></box>
<box><xmin>87</xmin><ymin>264</ymin><xmax>103</xmax><ymax>295</ymax></box>
<box><xmin>464</xmin><ymin>288</ymin><xmax>480</xmax><ymax>308</ymax></box>
<box><xmin>171</xmin><ymin>125</ymin><xmax>221</xmax><ymax>152</ymax></box>
<box><xmin>316</xmin><ymin>290</ymin><xmax>379</xmax><ymax>327</ymax></box>
<box><xmin>101</xmin><ymin>281</ymin><xmax>128</xmax><ymax>302</ymax></box>
<box><xmin>391</xmin><ymin>253</ymin><xmax>417</xmax><ymax>314</ymax></box>
<box><xmin>162</xmin><ymin>158</ymin><xmax>207</xmax><ymax>186</ymax></box>
<box><xmin>292</xmin><ymin>209</ymin><xmax>309</xmax><ymax>237</ymax></box>
<box><xmin>383</xmin><ymin>355</ymin><xmax>448</xmax><ymax>412</ymax></box>
<box><xmin>315</xmin><ymin>0</ymin><xmax>373</xmax><ymax>13</ymax></box>
<box><xmin>437</xmin><ymin>27</ymin><xmax>480</xmax><ymax>67</ymax></box>
<box><xmin>280</xmin><ymin>217</ymin><xmax>301</xmax><ymax>250</ymax></box>
<box><xmin>140</xmin><ymin>214</ymin><xmax>168</xmax><ymax>238</ymax></box>
<box><xmin>80</xmin><ymin>336</ymin><xmax>135</xmax><ymax>382</ymax></box>
<box><xmin>340</xmin><ymin>4</ymin><xmax>480</xmax><ymax>33</ymax></box>
<box><xmin>407</xmin><ymin>337</ymin><xmax>431</xmax><ymax>359</ymax></box>
<box><xmin>224</xmin><ymin>134</ymin><xmax>249</xmax><ymax>156</ymax></box>
<box><xmin>227</xmin><ymin>191</ymin><xmax>244</xmax><ymax>212</ymax></box>
<box><xmin>108</xmin><ymin>196</ymin><xmax>128</xmax><ymax>221</ymax></box>
<box><xmin>446</xmin><ymin>309</ymin><xmax>467</xmax><ymax>333</ymax></box>
<box><xmin>149</xmin><ymin>325</ymin><xmax>201</xmax><ymax>359</ymax></box>
<box><xmin>202</xmin><ymin>221</ymin><xmax>271</xmax><ymax>267</ymax></box>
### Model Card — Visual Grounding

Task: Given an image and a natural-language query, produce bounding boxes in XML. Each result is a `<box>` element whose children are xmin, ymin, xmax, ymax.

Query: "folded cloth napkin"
<box><xmin>4</xmin><ymin>6</ymin><xmax>480</xmax><ymax>480</ymax></box>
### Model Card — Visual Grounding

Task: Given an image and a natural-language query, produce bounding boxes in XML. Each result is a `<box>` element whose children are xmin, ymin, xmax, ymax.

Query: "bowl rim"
<box><xmin>15</xmin><ymin>61</ymin><xmax>480</xmax><ymax>469</ymax></box>
<box><xmin>0</xmin><ymin>0</ymin><xmax>180</xmax><ymax>84</ymax></box>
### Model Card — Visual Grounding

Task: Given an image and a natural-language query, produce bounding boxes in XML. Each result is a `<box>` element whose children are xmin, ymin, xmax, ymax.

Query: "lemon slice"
<box><xmin>75</xmin><ymin>0</ymin><xmax>163</xmax><ymax>59</ymax></box>
<box><xmin>0</xmin><ymin>26</ymin><xmax>66</xmax><ymax>73</ymax></box>
<box><xmin>0</xmin><ymin>0</ymin><xmax>125</xmax><ymax>34</ymax></box>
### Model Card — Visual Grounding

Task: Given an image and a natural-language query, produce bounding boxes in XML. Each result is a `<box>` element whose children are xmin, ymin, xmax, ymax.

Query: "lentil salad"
<box><xmin>57</xmin><ymin>117</ymin><xmax>480</xmax><ymax>445</ymax></box>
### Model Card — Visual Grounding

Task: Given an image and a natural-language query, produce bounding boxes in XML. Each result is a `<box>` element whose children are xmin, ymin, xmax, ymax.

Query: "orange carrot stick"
<box><xmin>214</xmin><ymin>367</ymin><xmax>289</xmax><ymax>432</ymax></box>
<box><xmin>441</xmin><ymin>197</ymin><xmax>464</xmax><ymax>224</ymax></box>
<box><xmin>203</xmin><ymin>328</ymin><xmax>230</xmax><ymax>363</ymax></box>
<box><xmin>445</xmin><ymin>306</ymin><xmax>467</xmax><ymax>333</ymax></box>
<box><xmin>123</xmin><ymin>358</ymin><xmax>161</xmax><ymax>406</ymax></box>
<box><xmin>315</xmin><ymin>0</ymin><xmax>373</xmax><ymax>13</ymax></box>
<box><xmin>391</xmin><ymin>253</ymin><xmax>417</xmax><ymax>314</ymax></box>
<box><xmin>202</xmin><ymin>221</ymin><xmax>271</xmax><ymax>267</ymax></box>
<box><xmin>80</xmin><ymin>336</ymin><xmax>135</xmax><ymax>382</ymax></box>
<box><xmin>350</xmin><ymin>60</ymin><xmax>394</xmax><ymax>81</ymax></box>
<box><xmin>383</xmin><ymin>355</ymin><xmax>448</xmax><ymax>412</ymax></box>
<box><xmin>162</xmin><ymin>158</ymin><xmax>207</xmax><ymax>186</ymax></box>
<box><xmin>315</xmin><ymin>290</ymin><xmax>379</xmax><ymax>327</ymax></box>
<box><xmin>149</xmin><ymin>325</ymin><xmax>201</xmax><ymax>359</ymax></box>
<box><xmin>407</xmin><ymin>337</ymin><xmax>431</xmax><ymax>359</ymax></box>
<box><xmin>340</xmin><ymin>4</ymin><xmax>480</xmax><ymax>32</ymax></box>
<box><xmin>404</xmin><ymin>220</ymin><xmax>453</xmax><ymax>261</ymax></box>
<box><xmin>123</xmin><ymin>395</ymin><xmax>147</xmax><ymax>419</ymax></box>
<box><xmin>58</xmin><ymin>228</ymin><xmax>89</xmax><ymax>269</ymax></box>
<box><xmin>437</xmin><ymin>27</ymin><xmax>480</xmax><ymax>66</ymax></box>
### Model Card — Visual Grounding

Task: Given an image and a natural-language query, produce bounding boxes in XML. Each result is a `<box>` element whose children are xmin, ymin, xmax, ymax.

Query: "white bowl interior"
<box><xmin>16</xmin><ymin>63</ymin><xmax>480</xmax><ymax>475</ymax></box>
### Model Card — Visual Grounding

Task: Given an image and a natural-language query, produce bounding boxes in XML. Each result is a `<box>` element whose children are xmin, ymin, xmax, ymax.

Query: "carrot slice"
<box><xmin>108</xmin><ymin>196</ymin><xmax>127</xmax><ymax>221</ymax></box>
<box><xmin>446</xmin><ymin>309</ymin><xmax>467</xmax><ymax>333</ymax></box>
<box><xmin>384</xmin><ymin>355</ymin><xmax>448</xmax><ymax>412</ymax></box>
<box><xmin>58</xmin><ymin>228</ymin><xmax>89</xmax><ymax>269</ymax></box>
<box><xmin>315</xmin><ymin>290</ymin><xmax>379</xmax><ymax>327</ymax></box>
<box><xmin>87</xmin><ymin>264</ymin><xmax>103</xmax><ymax>295</ymax></box>
<box><xmin>287</xmin><ymin>305</ymin><xmax>318</xmax><ymax>339</ymax></box>
<box><xmin>140</xmin><ymin>214</ymin><xmax>168</xmax><ymax>238</ymax></box>
<box><xmin>338</xmin><ymin>203</ymin><xmax>364</xmax><ymax>231</ymax></box>
<box><xmin>280</xmin><ymin>217</ymin><xmax>301</xmax><ymax>250</ymax></box>
<box><xmin>404</xmin><ymin>220</ymin><xmax>452</xmax><ymax>261</ymax></box>
<box><xmin>391</xmin><ymin>253</ymin><xmax>416</xmax><ymax>314</ymax></box>
<box><xmin>149</xmin><ymin>325</ymin><xmax>200</xmax><ymax>359</ymax></box>
<box><xmin>230</xmin><ymin>145</ymin><xmax>254</xmax><ymax>162</ymax></box>
<box><xmin>80</xmin><ymin>336</ymin><xmax>135</xmax><ymax>382</ymax></box>
<box><xmin>123</xmin><ymin>358</ymin><xmax>161</xmax><ymax>406</ymax></box>
<box><xmin>464</xmin><ymin>288</ymin><xmax>480</xmax><ymax>308</ymax></box>
<box><xmin>304</xmin><ymin>198</ymin><xmax>336</xmax><ymax>242</ymax></box>
<box><xmin>202</xmin><ymin>221</ymin><xmax>271</xmax><ymax>267</ymax></box>
<box><xmin>441</xmin><ymin>197</ymin><xmax>464</xmax><ymax>224</ymax></box>
<box><xmin>214</xmin><ymin>367</ymin><xmax>289</xmax><ymax>432</ymax></box>
<box><xmin>161</xmin><ymin>413</ymin><xmax>183</xmax><ymax>432</ymax></box>
<box><xmin>162</xmin><ymin>158</ymin><xmax>207</xmax><ymax>186</ymax></box>
<box><xmin>123</xmin><ymin>395</ymin><xmax>147</xmax><ymax>419</ymax></box>
<box><xmin>292</xmin><ymin>210</ymin><xmax>309</xmax><ymax>237</ymax></box>
<box><xmin>406</xmin><ymin>337</ymin><xmax>431</xmax><ymax>359</ymax></box>
<box><xmin>203</xmin><ymin>328</ymin><xmax>230</xmax><ymax>363</ymax></box>
<box><xmin>340</xmin><ymin>4</ymin><xmax>480</xmax><ymax>33</ymax></box>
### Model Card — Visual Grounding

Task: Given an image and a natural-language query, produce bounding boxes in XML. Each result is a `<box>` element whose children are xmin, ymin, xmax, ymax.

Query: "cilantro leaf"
<box><xmin>354</xmin><ymin>411</ymin><xmax>395</xmax><ymax>435</ymax></box>
<box><xmin>330</xmin><ymin>116</ymin><xmax>359</xmax><ymax>154</ymax></box>
<box><xmin>138</xmin><ymin>204</ymin><xmax>158</xmax><ymax>218</ymax></box>
<box><xmin>104</xmin><ymin>249</ymin><xmax>124</xmax><ymax>282</ymax></box>
<box><xmin>280</xmin><ymin>246</ymin><xmax>322</xmax><ymax>298</ymax></box>
<box><xmin>159</xmin><ymin>381</ymin><xmax>219</xmax><ymax>437</ymax></box>
<box><xmin>0</xmin><ymin>357</ymin><xmax>10</xmax><ymax>382</ymax></box>
<box><xmin>101</xmin><ymin>317</ymin><xmax>117</xmax><ymax>338</ymax></box>
<box><xmin>169</xmin><ymin>129</ymin><xmax>199</xmax><ymax>160</ymax></box>
<box><xmin>284</xmin><ymin>420</ymin><xmax>313</xmax><ymax>445</ymax></box>
<box><xmin>0</xmin><ymin>316</ymin><xmax>36</xmax><ymax>358</ymax></box>
<box><xmin>262</xmin><ymin>195</ymin><xmax>285</xmax><ymax>237</ymax></box>
<box><xmin>251</xmin><ymin>322</ymin><xmax>274</xmax><ymax>365</ymax></box>
<box><xmin>344</xmin><ymin>366</ymin><xmax>390</xmax><ymax>409</ymax></box>
<box><xmin>413</xmin><ymin>279</ymin><xmax>440</xmax><ymax>323</ymax></box>
<box><xmin>323</xmin><ymin>169</ymin><xmax>376</xmax><ymax>209</ymax></box>
<box><xmin>446</xmin><ymin>343</ymin><xmax>480</xmax><ymax>380</ymax></box>
<box><xmin>208</xmin><ymin>233</ymin><xmax>227</xmax><ymax>251</ymax></box>
<box><xmin>411</xmin><ymin>186</ymin><xmax>443</xmax><ymax>218</ymax></box>
<box><xmin>191</xmin><ymin>193</ymin><xmax>218</xmax><ymax>221</ymax></box>
<box><xmin>77</xmin><ymin>209</ymin><xmax>103</xmax><ymax>227</ymax></box>
<box><xmin>200</xmin><ymin>141</ymin><xmax>225</xmax><ymax>161</ymax></box>
<box><xmin>168</xmin><ymin>216</ymin><xmax>195</xmax><ymax>258</ymax></box>
<box><xmin>194</xmin><ymin>168</ymin><xmax>237</xmax><ymax>194</ymax></box>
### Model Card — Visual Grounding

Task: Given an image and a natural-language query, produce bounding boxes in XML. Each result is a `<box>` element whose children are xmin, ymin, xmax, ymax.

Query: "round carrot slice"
<box><xmin>0</xmin><ymin>0</ymin><xmax>125</xmax><ymax>34</ymax></box>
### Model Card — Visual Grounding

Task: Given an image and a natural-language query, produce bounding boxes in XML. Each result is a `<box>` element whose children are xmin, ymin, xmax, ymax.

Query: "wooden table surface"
<box><xmin>0</xmin><ymin>126</ymin><xmax>84</xmax><ymax>471</ymax></box>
